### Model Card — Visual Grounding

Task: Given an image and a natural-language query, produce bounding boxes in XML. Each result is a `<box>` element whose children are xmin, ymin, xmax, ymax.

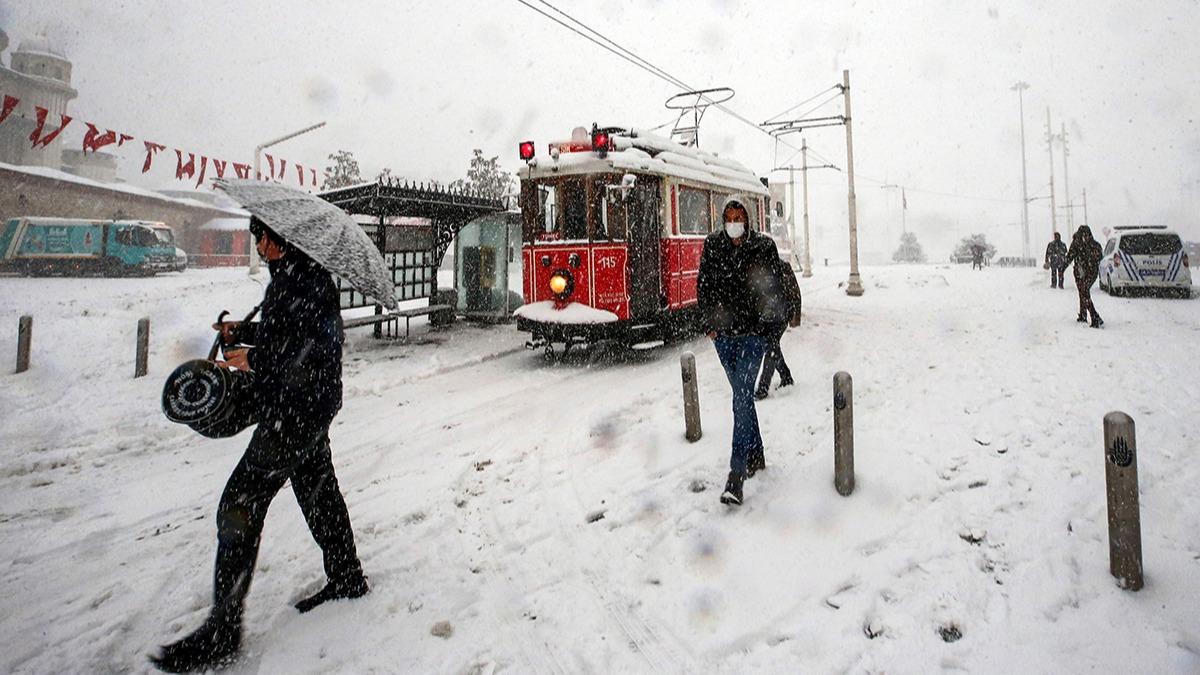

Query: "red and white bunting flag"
<box><xmin>142</xmin><ymin>141</ymin><xmax>165</xmax><ymax>173</ymax></box>
<box><xmin>29</xmin><ymin>107</ymin><xmax>73</xmax><ymax>149</ymax></box>
<box><xmin>82</xmin><ymin>123</ymin><xmax>119</xmax><ymax>153</ymax></box>
<box><xmin>194</xmin><ymin>156</ymin><xmax>209</xmax><ymax>188</ymax></box>
<box><xmin>212</xmin><ymin>158</ymin><xmax>228</xmax><ymax>179</ymax></box>
<box><xmin>277</xmin><ymin>158</ymin><xmax>287</xmax><ymax>183</ymax></box>
<box><xmin>296</xmin><ymin>163</ymin><xmax>304</xmax><ymax>186</ymax></box>
<box><xmin>174</xmin><ymin>149</ymin><xmax>197</xmax><ymax>180</ymax></box>
<box><xmin>310</xmin><ymin>167</ymin><xmax>316</xmax><ymax>186</ymax></box>
<box><xmin>264</xmin><ymin>153</ymin><xmax>275</xmax><ymax>180</ymax></box>
<box><xmin>233</xmin><ymin>162</ymin><xmax>251</xmax><ymax>179</ymax></box>
<box><xmin>118</xmin><ymin>133</ymin><xmax>134</xmax><ymax>147</ymax></box>
<box><xmin>0</xmin><ymin>95</ymin><xmax>19</xmax><ymax>126</ymax></box>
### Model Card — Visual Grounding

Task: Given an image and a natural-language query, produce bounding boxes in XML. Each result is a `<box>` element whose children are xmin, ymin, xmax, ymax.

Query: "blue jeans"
<box><xmin>713</xmin><ymin>335</ymin><xmax>767</xmax><ymax>476</ymax></box>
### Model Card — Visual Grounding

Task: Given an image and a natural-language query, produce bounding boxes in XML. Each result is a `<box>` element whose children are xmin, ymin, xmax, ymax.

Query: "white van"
<box><xmin>1098</xmin><ymin>227</ymin><xmax>1192</xmax><ymax>298</ymax></box>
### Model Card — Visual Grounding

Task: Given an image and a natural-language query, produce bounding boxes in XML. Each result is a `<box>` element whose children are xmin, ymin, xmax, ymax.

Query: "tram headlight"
<box><xmin>548</xmin><ymin>268</ymin><xmax>574</xmax><ymax>299</ymax></box>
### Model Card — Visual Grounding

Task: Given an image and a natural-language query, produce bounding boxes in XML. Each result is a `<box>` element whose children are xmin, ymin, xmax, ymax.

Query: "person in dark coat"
<box><xmin>697</xmin><ymin>196</ymin><xmax>788</xmax><ymax>506</ymax></box>
<box><xmin>755</xmin><ymin>255</ymin><xmax>801</xmax><ymax>399</ymax></box>
<box><xmin>1064</xmin><ymin>224</ymin><xmax>1104</xmax><ymax>328</ymax></box>
<box><xmin>971</xmin><ymin>244</ymin><xmax>985</xmax><ymax>270</ymax></box>
<box><xmin>1045</xmin><ymin>232</ymin><xmax>1068</xmax><ymax>288</ymax></box>
<box><xmin>153</xmin><ymin>218</ymin><xmax>368</xmax><ymax>673</ymax></box>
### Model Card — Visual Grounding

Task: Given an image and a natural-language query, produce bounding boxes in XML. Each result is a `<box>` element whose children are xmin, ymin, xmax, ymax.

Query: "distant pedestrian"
<box><xmin>971</xmin><ymin>244</ymin><xmax>985</xmax><ymax>270</ymax></box>
<box><xmin>1064</xmin><ymin>224</ymin><xmax>1104</xmax><ymax>328</ymax></box>
<box><xmin>152</xmin><ymin>218</ymin><xmax>369</xmax><ymax>672</ymax></box>
<box><xmin>1045</xmin><ymin>232</ymin><xmax>1068</xmax><ymax>288</ymax></box>
<box><xmin>698</xmin><ymin>196</ymin><xmax>787</xmax><ymax>506</ymax></box>
<box><xmin>755</xmin><ymin>255</ymin><xmax>802</xmax><ymax>399</ymax></box>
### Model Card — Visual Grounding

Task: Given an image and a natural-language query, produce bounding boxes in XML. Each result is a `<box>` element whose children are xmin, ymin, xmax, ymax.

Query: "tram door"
<box><xmin>627</xmin><ymin>178</ymin><xmax>662</xmax><ymax>319</ymax></box>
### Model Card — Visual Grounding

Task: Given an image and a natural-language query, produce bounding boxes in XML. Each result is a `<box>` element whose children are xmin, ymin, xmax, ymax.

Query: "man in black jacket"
<box><xmin>697</xmin><ymin>196</ymin><xmax>787</xmax><ymax>506</ymax></box>
<box><xmin>153</xmin><ymin>219</ymin><xmax>368</xmax><ymax>672</ymax></box>
<box><xmin>755</xmin><ymin>255</ymin><xmax>801</xmax><ymax>399</ymax></box>
<box><xmin>1045</xmin><ymin>232</ymin><xmax>1068</xmax><ymax>288</ymax></box>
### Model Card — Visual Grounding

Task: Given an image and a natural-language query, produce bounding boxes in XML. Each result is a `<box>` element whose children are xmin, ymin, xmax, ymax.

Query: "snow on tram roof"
<box><xmin>518</xmin><ymin>128</ymin><xmax>768</xmax><ymax>196</ymax></box>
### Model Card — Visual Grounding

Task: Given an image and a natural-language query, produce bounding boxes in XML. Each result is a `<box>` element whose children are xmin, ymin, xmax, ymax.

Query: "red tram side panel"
<box><xmin>523</xmin><ymin>242</ymin><xmax>630</xmax><ymax>320</ymax></box>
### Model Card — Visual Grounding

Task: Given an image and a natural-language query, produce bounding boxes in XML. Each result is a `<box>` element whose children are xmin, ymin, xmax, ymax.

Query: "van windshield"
<box><xmin>1119</xmin><ymin>233</ymin><xmax>1181</xmax><ymax>255</ymax></box>
<box><xmin>153</xmin><ymin>228</ymin><xmax>175</xmax><ymax>245</ymax></box>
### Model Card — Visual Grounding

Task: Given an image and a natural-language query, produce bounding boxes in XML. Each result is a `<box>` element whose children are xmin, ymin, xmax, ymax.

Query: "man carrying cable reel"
<box><xmin>154</xmin><ymin>180</ymin><xmax>398</xmax><ymax>673</ymax></box>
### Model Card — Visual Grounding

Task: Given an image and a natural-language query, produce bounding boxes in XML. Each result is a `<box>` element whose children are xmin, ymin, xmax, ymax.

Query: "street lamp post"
<box><xmin>842</xmin><ymin>69</ymin><xmax>864</xmax><ymax>296</ymax></box>
<box><xmin>1011</xmin><ymin>82</ymin><xmax>1031</xmax><ymax>261</ymax></box>
<box><xmin>249</xmin><ymin>121</ymin><xmax>327</xmax><ymax>274</ymax></box>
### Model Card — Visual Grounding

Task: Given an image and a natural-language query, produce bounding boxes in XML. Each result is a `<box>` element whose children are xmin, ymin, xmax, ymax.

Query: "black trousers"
<box><xmin>211</xmin><ymin>423</ymin><xmax>363</xmax><ymax>626</ymax></box>
<box><xmin>757</xmin><ymin>322</ymin><xmax>792</xmax><ymax>392</ymax></box>
<box><xmin>1050</xmin><ymin>264</ymin><xmax>1065</xmax><ymax>288</ymax></box>
<box><xmin>1076</xmin><ymin>275</ymin><xmax>1101</xmax><ymax>323</ymax></box>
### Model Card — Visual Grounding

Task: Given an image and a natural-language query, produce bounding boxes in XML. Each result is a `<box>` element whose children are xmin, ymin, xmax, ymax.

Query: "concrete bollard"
<box><xmin>833</xmin><ymin>371</ymin><xmax>855</xmax><ymax>496</ymax></box>
<box><xmin>135</xmin><ymin>317</ymin><xmax>150</xmax><ymax>378</ymax></box>
<box><xmin>681</xmin><ymin>351</ymin><xmax>702</xmax><ymax>442</ymax></box>
<box><xmin>1103</xmin><ymin>411</ymin><xmax>1143</xmax><ymax>591</ymax></box>
<box><xmin>16</xmin><ymin>315</ymin><xmax>32</xmax><ymax>374</ymax></box>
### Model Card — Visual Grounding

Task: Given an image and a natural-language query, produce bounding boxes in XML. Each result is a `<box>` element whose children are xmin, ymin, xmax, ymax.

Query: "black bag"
<box><xmin>162</xmin><ymin>359</ymin><xmax>258</xmax><ymax>438</ymax></box>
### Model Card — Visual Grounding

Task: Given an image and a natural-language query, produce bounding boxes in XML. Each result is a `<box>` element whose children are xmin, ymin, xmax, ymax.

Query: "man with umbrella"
<box><xmin>153</xmin><ymin>180</ymin><xmax>397</xmax><ymax>672</ymax></box>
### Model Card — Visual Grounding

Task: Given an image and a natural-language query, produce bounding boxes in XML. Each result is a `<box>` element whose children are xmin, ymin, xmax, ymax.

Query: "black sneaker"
<box><xmin>151</xmin><ymin>618</ymin><xmax>241</xmax><ymax>673</ymax></box>
<box><xmin>747</xmin><ymin>450</ymin><xmax>766</xmax><ymax>478</ymax></box>
<box><xmin>1090</xmin><ymin>317</ymin><xmax>1104</xmax><ymax>329</ymax></box>
<box><xmin>719</xmin><ymin>471</ymin><xmax>745</xmax><ymax>505</ymax></box>
<box><xmin>1076</xmin><ymin>314</ymin><xmax>1087</xmax><ymax>323</ymax></box>
<box><xmin>295</xmin><ymin>575</ymin><xmax>370</xmax><ymax>614</ymax></box>
<box><xmin>754</xmin><ymin>388</ymin><xmax>769</xmax><ymax>400</ymax></box>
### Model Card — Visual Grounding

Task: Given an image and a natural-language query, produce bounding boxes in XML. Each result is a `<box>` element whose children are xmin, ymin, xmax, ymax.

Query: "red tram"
<box><xmin>514</xmin><ymin>125</ymin><xmax>770</xmax><ymax>357</ymax></box>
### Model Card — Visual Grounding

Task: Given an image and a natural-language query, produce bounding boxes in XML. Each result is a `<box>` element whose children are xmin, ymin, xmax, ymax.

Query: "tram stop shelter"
<box><xmin>319</xmin><ymin>177</ymin><xmax>506</xmax><ymax>338</ymax></box>
<box><xmin>454</xmin><ymin>210</ymin><xmax>524</xmax><ymax>321</ymax></box>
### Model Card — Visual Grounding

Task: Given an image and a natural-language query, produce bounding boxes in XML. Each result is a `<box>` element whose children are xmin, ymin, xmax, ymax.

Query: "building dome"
<box><xmin>15</xmin><ymin>34</ymin><xmax>68</xmax><ymax>61</ymax></box>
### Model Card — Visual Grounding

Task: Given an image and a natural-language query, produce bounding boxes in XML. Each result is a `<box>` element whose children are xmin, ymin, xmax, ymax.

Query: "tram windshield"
<box><xmin>523</xmin><ymin>175</ymin><xmax>630</xmax><ymax>242</ymax></box>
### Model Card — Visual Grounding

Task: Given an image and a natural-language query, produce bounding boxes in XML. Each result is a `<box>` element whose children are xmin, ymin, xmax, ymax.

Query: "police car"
<box><xmin>1098</xmin><ymin>227</ymin><xmax>1192</xmax><ymax>298</ymax></box>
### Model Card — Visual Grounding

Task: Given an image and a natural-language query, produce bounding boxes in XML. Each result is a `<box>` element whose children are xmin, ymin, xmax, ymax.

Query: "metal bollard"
<box><xmin>135</xmin><ymin>317</ymin><xmax>150</xmax><ymax>378</ymax></box>
<box><xmin>1103</xmin><ymin>411</ymin><xmax>1143</xmax><ymax>591</ymax></box>
<box><xmin>833</xmin><ymin>371</ymin><xmax>855</xmax><ymax>496</ymax></box>
<box><xmin>681</xmin><ymin>351</ymin><xmax>702</xmax><ymax>442</ymax></box>
<box><xmin>16</xmin><ymin>315</ymin><xmax>32</xmax><ymax>374</ymax></box>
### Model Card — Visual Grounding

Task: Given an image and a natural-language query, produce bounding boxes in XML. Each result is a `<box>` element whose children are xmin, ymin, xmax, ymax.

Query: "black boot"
<box><xmin>1076</xmin><ymin>313</ymin><xmax>1087</xmax><ymax>322</ymax></box>
<box><xmin>295</xmin><ymin>574</ymin><xmax>370</xmax><ymax>613</ymax></box>
<box><xmin>1090</xmin><ymin>316</ymin><xmax>1104</xmax><ymax>329</ymax></box>
<box><xmin>777</xmin><ymin>375</ymin><xmax>794</xmax><ymax>389</ymax></box>
<box><xmin>151</xmin><ymin>616</ymin><xmax>241</xmax><ymax>673</ymax></box>
<box><xmin>754</xmin><ymin>387</ymin><xmax>769</xmax><ymax>400</ymax></box>
<box><xmin>719</xmin><ymin>471</ymin><xmax>745</xmax><ymax>506</ymax></box>
<box><xmin>747</xmin><ymin>449</ymin><xmax>766</xmax><ymax>478</ymax></box>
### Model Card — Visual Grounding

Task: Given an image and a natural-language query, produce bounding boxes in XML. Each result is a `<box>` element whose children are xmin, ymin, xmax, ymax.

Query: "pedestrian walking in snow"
<box><xmin>1064</xmin><ymin>224</ymin><xmax>1104</xmax><ymax>328</ymax></box>
<box><xmin>971</xmin><ymin>244</ymin><xmax>985</xmax><ymax>270</ymax></box>
<box><xmin>1045</xmin><ymin>232</ymin><xmax>1068</xmax><ymax>288</ymax></box>
<box><xmin>153</xmin><ymin>215</ymin><xmax>373</xmax><ymax>671</ymax></box>
<box><xmin>755</xmin><ymin>255</ymin><xmax>802</xmax><ymax>400</ymax></box>
<box><xmin>698</xmin><ymin>196</ymin><xmax>788</xmax><ymax>506</ymax></box>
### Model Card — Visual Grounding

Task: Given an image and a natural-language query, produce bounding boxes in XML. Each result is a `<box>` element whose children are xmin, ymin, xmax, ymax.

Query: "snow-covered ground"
<box><xmin>1</xmin><ymin>264</ymin><xmax>1198</xmax><ymax>673</ymax></box>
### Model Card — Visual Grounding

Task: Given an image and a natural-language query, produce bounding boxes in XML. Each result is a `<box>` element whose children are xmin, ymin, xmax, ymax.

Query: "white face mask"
<box><xmin>724</xmin><ymin>220</ymin><xmax>746</xmax><ymax>239</ymax></box>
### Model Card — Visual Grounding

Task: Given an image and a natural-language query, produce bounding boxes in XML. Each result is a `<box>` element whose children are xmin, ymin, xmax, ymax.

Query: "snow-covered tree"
<box><xmin>321</xmin><ymin>150</ymin><xmax>362</xmax><ymax>190</ymax></box>
<box><xmin>892</xmin><ymin>231</ymin><xmax>927</xmax><ymax>263</ymax></box>
<box><xmin>449</xmin><ymin>149</ymin><xmax>515</xmax><ymax>199</ymax></box>
<box><xmin>954</xmin><ymin>233</ymin><xmax>997</xmax><ymax>261</ymax></box>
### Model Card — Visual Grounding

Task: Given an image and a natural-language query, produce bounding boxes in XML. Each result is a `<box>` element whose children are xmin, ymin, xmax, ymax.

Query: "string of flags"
<box><xmin>0</xmin><ymin>91</ymin><xmax>318</xmax><ymax>189</ymax></box>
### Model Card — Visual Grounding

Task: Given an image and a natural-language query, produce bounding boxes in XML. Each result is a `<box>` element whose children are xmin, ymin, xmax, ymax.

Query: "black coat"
<box><xmin>242</xmin><ymin>254</ymin><xmax>344</xmax><ymax>431</ymax></box>
<box><xmin>697</xmin><ymin>230</ymin><xmax>787</xmax><ymax>336</ymax></box>
<box><xmin>1065</xmin><ymin>237</ymin><xmax>1103</xmax><ymax>282</ymax></box>
<box><xmin>1045</xmin><ymin>239</ymin><xmax>1067</xmax><ymax>266</ymax></box>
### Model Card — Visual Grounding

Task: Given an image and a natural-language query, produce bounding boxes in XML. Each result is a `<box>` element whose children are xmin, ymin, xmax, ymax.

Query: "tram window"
<box><xmin>557</xmin><ymin>178</ymin><xmax>588</xmax><ymax>240</ymax></box>
<box><xmin>679</xmin><ymin>187</ymin><xmax>711</xmax><ymax>235</ymax></box>
<box><xmin>592</xmin><ymin>176</ymin><xmax>628</xmax><ymax>241</ymax></box>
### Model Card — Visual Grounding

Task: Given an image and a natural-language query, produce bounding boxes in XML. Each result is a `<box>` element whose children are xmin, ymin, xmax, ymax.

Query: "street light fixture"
<box><xmin>248</xmin><ymin>121</ymin><xmax>326</xmax><ymax>274</ymax></box>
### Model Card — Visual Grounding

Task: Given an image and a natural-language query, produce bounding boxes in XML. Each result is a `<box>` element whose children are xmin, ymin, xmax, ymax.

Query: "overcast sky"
<box><xmin>4</xmin><ymin>0</ymin><xmax>1199</xmax><ymax>261</ymax></box>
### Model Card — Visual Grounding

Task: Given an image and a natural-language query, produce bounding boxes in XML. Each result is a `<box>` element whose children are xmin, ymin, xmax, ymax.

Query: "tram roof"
<box><xmin>518</xmin><ymin>128</ymin><xmax>769</xmax><ymax>197</ymax></box>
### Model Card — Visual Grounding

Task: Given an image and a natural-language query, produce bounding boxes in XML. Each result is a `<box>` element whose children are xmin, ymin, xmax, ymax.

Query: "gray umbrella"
<box><xmin>215</xmin><ymin>178</ymin><xmax>397</xmax><ymax>310</ymax></box>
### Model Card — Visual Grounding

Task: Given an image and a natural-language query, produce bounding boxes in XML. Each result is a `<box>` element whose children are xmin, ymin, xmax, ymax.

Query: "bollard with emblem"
<box><xmin>135</xmin><ymin>317</ymin><xmax>150</xmax><ymax>378</ymax></box>
<box><xmin>1103</xmin><ymin>411</ymin><xmax>1143</xmax><ymax>590</ymax></box>
<box><xmin>16</xmin><ymin>315</ymin><xmax>32</xmax><ymax>374</ymax></box>
<box><xmin>681</xmin><ymin>351</ymin><xmax>702</xmax><ymax>442</ymax></box>
<box><xmin>833</xmin><ymin>371</ymin><xmax>854</xmax><ymax>496</ymax></box>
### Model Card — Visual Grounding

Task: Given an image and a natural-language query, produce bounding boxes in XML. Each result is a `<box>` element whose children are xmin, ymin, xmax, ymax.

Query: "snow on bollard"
<box><xmin>1103</xmin><ymin>411</ymin><xmax>1143</xmax><ymax>591</ymax></box>
<box><xmin>833</xmin><ymin>371</ymin><xmax>855</xmax><ymax>496</ymax></box>
<box><xmin>681</xmin><ymin>351</ymin><xmax>702</xmax><ymax>442</ymax></box>
<box><xmin>16</xmin><ymin>315</ymin><xmax>32</xmax><ymax>374</ymax></box>
<box><xmin>135</xmin><ymin>317</ymin><xmax>150</xmax><ymax>378</ymax></box>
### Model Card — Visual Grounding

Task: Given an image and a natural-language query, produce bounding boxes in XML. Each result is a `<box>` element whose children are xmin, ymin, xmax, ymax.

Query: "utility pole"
<box><xmin>1012</xmin><ymin>82</ymin><xmax>1031</xmax><ymax>260</ymax></box>
<box><xmin>1082</xmin><ymin>187</ymin><xmax>1089</xmax><ymax>226</ymax></box>
<box><xmin>787</xmin><ymin>165</ymin><xmax>801</xmax><ymax>272</ymax></box>
<box><xmin>1045</xmin><ymin>108</ymin><xmax>1057</xmax><ymax>236</ymax></box>
<box><xmin>801</xmin><ymin>138</ymin><xmax>812</xmax><ymax>277</ymax></box>
<box><xmin>1061</xmin><ymin>122</ymin><xmax>1073</xmax><ymax>230</ymax></box>
<box><xmin>843</xmin><ymin>69</ymin><xmax>863</xmax><ymax>296</ymax></box>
